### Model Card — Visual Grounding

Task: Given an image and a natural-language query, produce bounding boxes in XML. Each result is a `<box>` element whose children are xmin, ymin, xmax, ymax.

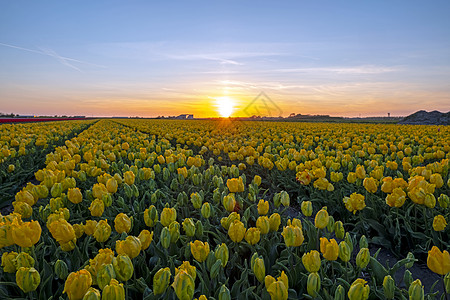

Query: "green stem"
<box><xmin>443</xmin><ymin>276</ymin><xmax>449</xmax><ymax>300</ymax></box>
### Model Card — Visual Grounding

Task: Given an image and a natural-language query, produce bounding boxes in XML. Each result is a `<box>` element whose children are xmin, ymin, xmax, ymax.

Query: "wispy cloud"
<box><xmin>274</xmin><ymin>65</ymin><xmax>399</xmax><ymax>75</ymax></box>
<box><xmin>0</xmin><ymin>42</ymin><xmax>105</xmax><ymax>71</ymax></box>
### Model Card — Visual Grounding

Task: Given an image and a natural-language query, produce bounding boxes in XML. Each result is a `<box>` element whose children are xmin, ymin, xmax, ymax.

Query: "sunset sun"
<box><xmin>215</xmin><ymin>96</ymin><xmax>234</xmax><ymax>117</ymax></box>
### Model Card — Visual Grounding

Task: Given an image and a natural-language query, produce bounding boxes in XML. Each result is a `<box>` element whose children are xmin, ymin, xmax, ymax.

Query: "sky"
<box><xmin>1</xmin><ymin>1</ymin><xmax>449</xmax><ymax>118</ymax></box>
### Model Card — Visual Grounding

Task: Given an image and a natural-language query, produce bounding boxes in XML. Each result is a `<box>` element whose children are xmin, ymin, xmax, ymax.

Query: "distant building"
<box><xmin>176</xmin><ymin>114</ymin><xmax>194</xmax><ymax>119</ymax></box>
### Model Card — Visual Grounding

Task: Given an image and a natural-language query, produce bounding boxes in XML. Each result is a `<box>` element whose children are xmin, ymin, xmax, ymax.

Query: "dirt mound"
<box><xmin>399</xmin><ymin>110</ymin><xmax>450</xmax><ymax>125</ymax></box>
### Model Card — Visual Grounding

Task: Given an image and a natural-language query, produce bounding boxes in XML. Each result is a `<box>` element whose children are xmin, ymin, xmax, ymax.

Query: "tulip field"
<box><xmin>0</xmin><ymin>118</ymin><xmax>449</xmax><ymax>300</ymax></box>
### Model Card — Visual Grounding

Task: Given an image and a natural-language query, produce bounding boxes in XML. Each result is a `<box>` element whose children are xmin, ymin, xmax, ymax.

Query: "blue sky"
<box><xmin>1</xmin><ymin>1</ymin><xmax>449</xmax><ymax>117</ymax></box>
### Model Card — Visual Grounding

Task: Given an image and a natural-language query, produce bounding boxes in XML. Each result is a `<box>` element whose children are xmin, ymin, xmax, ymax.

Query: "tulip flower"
<box><xmin>114</xmin><ymin>213</ymin><xmax>131</xmax><ymax>234</ymax></box>
<box><xmin>228</xmin><ymin>220</ymin><xmax>246</xmax><ymax>243</ymax></box>
<box><xmin>160</xmin><ymin>207</ymin><xmax>177</xmax><ymax>227</ymax></box>
<box><xmin>320</xmin><ymin>237</ymin><xmax>339</xmax><ymax>261</ymax></box>
<box><xmin>64</xmin><ymin>269</ymin><xmax>92</xmax><ymax>300</ymax></box>
<box><xmin>281</xmin><ymin>225</ymin><xmax>304</xmax><ymax>247</ymax></box>
<box><xmin>190</xmin><ymin>240</ymin><xmax>210</xmax><ymax>262</ymax></box>
<box><xmin>348</xmin><ymin>278</ymin><xmax>370</xmax><ymax>300</ymax></box>
<box><xmin>102</xmin><ymin>279</ymin><xmax>124</xmax><ymax>300</ymax></box>
<box><xmin>16</xmin><ymin>267</ymin><xmax>41</xmax><ymax>293</ymax></box>
<box><xmin>314</xmin><ymin>208</ymin><xmax>329</xmax><ymax>229</ymax></box>
<box><xmin>245</xmin><ymin>227</ymin><xmax>261</xmax><ymax>245</ymax></box>
<box><xmin>343</xmin><ymin>193</ymin><xmax>366</xmax><ymax>214</ymax></box>
<box><xmin>172</xmin><ymin>270</ymin><xmax>195</xmax><ymax>300</ymax></box>
<box><xmin>427</xmin><ymin>246</ymin><xmax>450</xmax><ymax>275</ymax></box>
<box><xmin>302</xmin><ymin>250</ymin><xmax>321</xmax><ymax>273</ymax></box>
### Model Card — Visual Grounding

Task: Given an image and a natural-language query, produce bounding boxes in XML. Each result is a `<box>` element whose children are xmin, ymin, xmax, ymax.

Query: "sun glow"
<box><xmin>215</xmin><ymin>96</ymin><xmax>234</xmax><ymax>117</ymax></box>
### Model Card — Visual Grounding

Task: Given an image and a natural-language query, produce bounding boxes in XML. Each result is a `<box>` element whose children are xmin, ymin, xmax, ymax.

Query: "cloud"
<box><xmin>0</xmin><ymin>42</ymin><xmax>105</xmax><ymax>71</ymax></box>
<box><xmin>274</xmin><ymin>65</ymin><xmax>399</xmax><ymax>75</ymax></box>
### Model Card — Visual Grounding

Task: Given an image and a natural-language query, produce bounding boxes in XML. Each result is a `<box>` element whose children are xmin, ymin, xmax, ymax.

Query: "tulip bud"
<box><xmin>280</xmin><ymin>191</ymin><xmax>290</xmax><ymax>207</ymax></box>
<box><xmin>218</xmin><ymin>284</ymin><xmax>231</xmax><ymax>300</ymax></box>
<box><xmin>215</xmin><ymin>243</ymin><xmax>229</xmax><ymax>267</ymax></box>
<box><xmin>338</xmin><ymin>241</ymin><xmax>351</xmax><ymax>262</ymax></box>
<box><xmin>334</xmin><ymin>285</ymin><xmax>345</xmax><ymax>300</ymax></box>
<box><xmin>195</xmin><ymin>220</ymin><xmax>204</xmax><ymax>239</ymax></box>
<box><xmin>253</xmin><ymin>175</ymin><xmax>262</xmax><ymax>186</ymax></box>
<box><xmin>102</xmin><ymin>278</ymin><xmax>125</xmax><ymax>300</ymax></box>
<box><xmin>153</xmin><ymin>267</ymin><xmax>171</xmax><ymax>295</ymax></box>
<box><xmin>315</xmin><ymin>207</ymin><xmax>329</xmax><ymax>229</ymax></box>
<box><xmin>172</xmin><ymin>270</ymin><xmax>195</xmax><ymax>300</ymax></box>
<box><xmin>408</xmin><ymin>279</ymin><xmax>424</xmax><ymax>300</ymax></box>
<box><xmin>359</xmin><ymin>235</ymin><xmax>368</xmax><ymax>249</ymax></box>
<box><xmin>112</xmin><ymin>255</ymin><xmax>133</xmax><ymax>282</ymax></box>
<box><xmin>160</xmin><ymin>227</ymin><xmax>171</xmax><ymax>249</ymax></box>
<box><xmin>210</xmin><ymin>259</ymin><xmax>222</xmax><ymax>279</ymax></box>
<box><xmin>138</xmin><ymin>229</ymin><xmax>153</xmax><ymax>250</ymax></box>
<box><xmin>348</xmin><ymin>278</ymin><xmax>369</xmax><ymax>300</ymax></box>
<box><xmin>404</xmin><ymin>270</ymin><xmax>413</xmax><ymax>289</ymax></box>
<box><xmin>82</xmin><ymin>287</ymin><xmax>101</xmax><ymax>300</ymax></box>
<box><xmin>383</xmin><ymin>275</ymin><xmax>395</xmax><ymax>299</ymax></box>
<box><xmin>273</xmin><ymin>192</ymin><xmax>281</xmax><ymax>208</ymax></box>
<box><xmin>201</xmin><ymin>202</ymin><xmax>211</xmax><ymax>219</ymax></box>
<box><xmin>327</xmin><ymin>215</ymin><xmax>335</xmax><ymax>232</ymax></box>
<box><xmin>256</xmin><ymin>216</ymin><xmax>270</xmax><ymax>235</ymax></box>
<box><xmin>252</xmin><ymin>256</ymin><xmax>265</xmax><ymax>283</ymax></box>
<box><xmin>301</xmin><ymin>201</ymin><xmax>313</xmax><ymax>217</ymax></box>
<box><xmin>307</xmin><ymin>272</ymin><xmax>321</xmax><ymax>297</ymax></box>
<box><xmin>51</xmin><ymin>182</ymin><xmax>63</xmax><ymax>198</ymax></box>
<box><xmin>438</xmin><ymin>194</ymin><xmax>449</xmax><ymax>208</ymax></box>
<box><xmin>334</xmin><ymin>221</ymin><xmax>345</xmax><ymax>239</ymax></box>
<box><xmin>54</xmin><ymin>259</ymin><xmax>69</xmax><ymax>280</ymax></box>
<box><xmin>344</xmin><ymin>232</ymin><xmax>354</xmax><ymax>254</ymax></box>
<box><xmin>356</xmin><ymin>248</ymin><xmax>370</xmax><ymax>269</ymax></box>
<box><xmin>144</xmin><ymin>205</ymin><xmax>158</xmax><ymax>227</ymax></box>
<box><xmin>405</xmin><ymin>252</ymin><xmax>415</xmax><ymax>269</ymax></box>
<box><xmin>67</xmin><ymin>187</ymin><xmax>83</xmax><ymax>204</ymax></box>
<box><xmin>93</xmin><ymin>220</ymin><xmax>111</xmax><ymax>243</ymax></box>
<box><xmin>257</xmin><ymin>199</ymin><xmax>269</xmax><ymax>215</ymax></box>
<box><xmin>97</xmin><ymin>264</ymin><xmax>116</xmax><ymax>290</ymax></box>
<box><xmin>191</xmin><ymin>192</ymin><xmax>203</xmax><ymax>209</ymax></box>
<box><xmin>269</xmin><ymin>213</ymin><xmax>281</xmax><ymax>232</ymax></box>
<box><xmin>16</xmin><ymin>267</ymin><xmax>41</xmax><ymax>293</ymax></box>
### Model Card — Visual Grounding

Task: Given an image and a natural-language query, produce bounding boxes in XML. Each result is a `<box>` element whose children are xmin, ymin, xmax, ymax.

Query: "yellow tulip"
<box><xmin>11</xmin><ymin>219</ymin><xmax>42</xmax><ymax>248</ymax></box>
<box><xmin>348</xmin><ymin>278</ymin><xmax>370</xmax><ymax>300</ymax></box>
<box><xmin>320</xmin><ymin>237</ymin><xmax>339</xmax><ymax>261</ymax></box>
<box><xmin>102</xmin><ymin>279</ymin><xmax>125</xmax><ymax>300</ymax></box>
<box><xmin>64</xmin><ymin>269</ymin><xmax>92</xmax><ymax>300</ymax></box>
<box><xmin>269</xmin><ymin>213</ymin><xmax>281</xmax><ymax>232</ymax></box>
<box><xmin>112</xmin><ymin>255</ymin><xmax>133</xmax><ymax>282</ymax></box>
<box><xmin>245</xmin><ymin>227</ymin><xmax>261</xmax><ymax>245</ymax></box>
<box><xmin>343</xmin><ymin>193</ymin><xmax>366</xmax><ymax>214</ymax></box>
<box><xmin>222</xmin><ymin>194</ymin><xmax>236</xmax><ymax>212</ymax></box>
<box><xmin>314</xmin><ymin>207</ymin><xmax>329</xmax><ymax>229</ymax></box>
<box><xmin>68</xmin><ymin>187</ymin><xmax>83</xmax><ymax>204</ymax></box>
<box><xmin>123</xmin><ymin>171</ymin><xmax>135</xmax><ymax>185</ymax></box>
<box><xmin>93</xmin><ymin>220</ymin><xmax>111</xmax><ymax>243</ymax></box>
<box><xmin>215</xmin><ymin>243</ymin><xmax>229</xmax><ymax>267</ymax></box>
<box><xmin>1</xmin><ymin>251</ymin><xmax>18</xmax><ymax>273</ymax></box>
<box><xmin>84</xmin><ymin>220</ymin><xmax>98</xmax><ymax>236</ymax></box>
<box><xmin>301</xmin><ymin>201</ymin><xmax>312</xmax><ymax>217</ymax></box>
<box><xmin>16</xmin><ymin>267</ymin><xmax>41</xmax><ymax>293</ymax></box>
<box><xmin>257</xmin><ymin>199</ymin><xmax>269</xmax><ymax>215</ymax></box>
<box><xmin>190</xmin><ymin>240</ymin><xmax>210</xmax><ymax>262</ymax></box>
<box><xmin>14</xmin><ymin>252</ymin><xmax>35</xmax><ymax>268</ymax></box>
<box><xmin>228</xmin><ymin>220</ymin><xmax>246</xmax><ymax>243</ymax></box>
<box><xmin>160</xmin><ymin>207</ymin><xmax>177</xmax><ymax>227</ymax></box>
<box><xmin>114</xmin><ymin>213</ymin><xmax>131</xmax><ymax>234</ymax></box>
<box><xmin>281</xmin><ymin>225</ymin><xmax>304</xmax><ymax>247</ymax></box>
<box><xmin>82</xmin><ymin>287</ymin><xmax>101</xmax><ymax>300</ymax></box>
<box><xmin>48</xmin><ymin>219</ymin><xmax>76</xmax><ymax>244</ymax></box>
<box><xmin>307</xmin><ymin>272</ymin><xmax>321</xmax><ymax>297</ymax></box>
<box><xmin>89</xmin><ymin>199</ymin><xmax>105</xmax><ymax>217</ymax></box>
<box><xmin>256</xmin><ymin>216</ymin><xmax>270</xmax><ymax>234</ymax></box>
<box><xmin>175</xmin><ymin>261</ymin><xmax>197</xmax><ymax>281</ymax></box>
<box><xmin>116</xmin><ymin>236</ymin><xmax>141</xmax><ymax>259</ymax></box>
<box><xmin>172</xmin><ymin>270</ymin><xmax>195</xmax><ymax>300</ymax></box>
<box><xmin>432</xmin><ymin>215</ymin><xmax>447</xmax><ymax>231</ymax></box>
<box><xmin>427</xmin><ymin>246</ymin><xmax>450</xmax><ymax>275</ymax></box>
<box><xmin>385</xmin><ymin>187</ymin><xmax>406</xmax><ymax>208</ymax></box>
<box><xmin>138</xmin><ymin>229</ymin><xmax>153</xmax><ymax>250</ymax></box>
<box><xmin>408</xmin><ymin>279</ymin><xmax>424</xmax><ymax>300</ymax></box>
<box><xmin>143</xmin><ymin>205</ymin><xmax>158</xmax><ymax>227</ymax></box>
<box><xmin>302</xmin><ymin>250</ymin><xmax>321</xmax><ymax>273</ymax></box>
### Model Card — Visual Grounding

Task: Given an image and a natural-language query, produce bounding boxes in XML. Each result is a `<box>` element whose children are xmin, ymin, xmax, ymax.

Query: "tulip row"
<box><xmin>0</xmin><ymin>119</ymin><xmax>449</xmax><ymax>300</ymax></box>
